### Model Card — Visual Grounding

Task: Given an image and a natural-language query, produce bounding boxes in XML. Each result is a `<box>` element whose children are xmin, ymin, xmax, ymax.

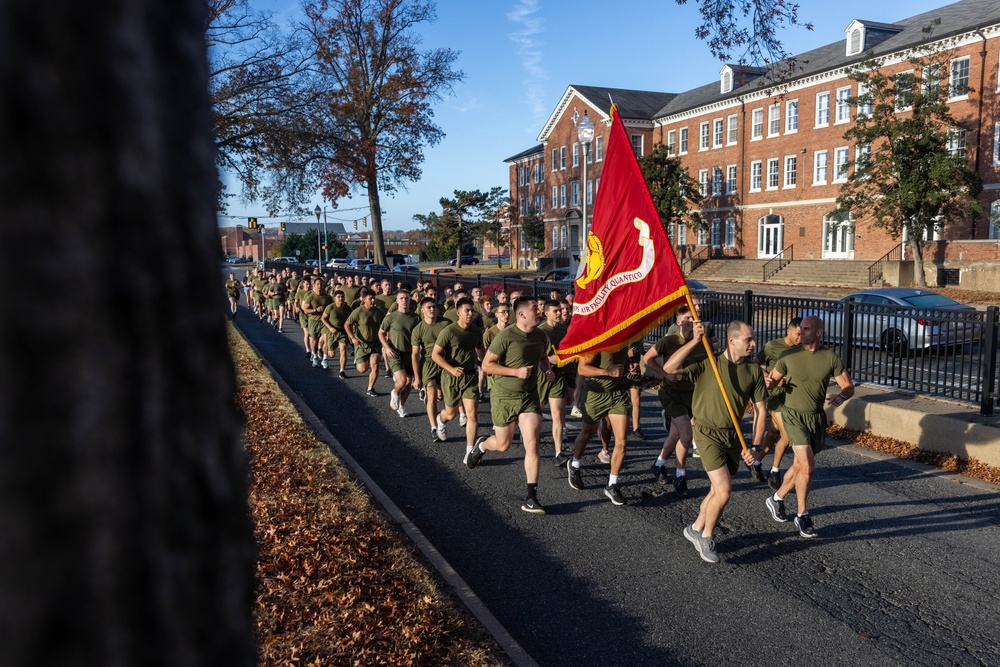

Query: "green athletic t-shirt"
<box><xmin>587</xmin><ymin>346</ymin><xmax>630</xmax><ymax>394</ymax></box>
<box><xmin>435</xmin><ymin>323</ymin><xmax>483</xmax><ymax>372</ymax></box>
<box><xmin>653</xmin><ymin>331</ymin><xmax>707</xmax><ymax>391</ymax></box>
<box><xmin>340</xmin><ymin>285</ymin><xmax>359</xmax><ymax>304</ymax></box>
<box><xmin>411</xmin><ymin>318</ymin><xmax>450</xmax><ymax>362</ymax></box>
<box><xmin>774</xmin><ymin>346</ymin><xmax>844</xmax><ymax>414</ymax></box>
<box><xmin>322</xmin><ymin>303</ymin><xmax>354</xmax><ymax>331</ymax></box>
<box><xmin>380</xmin><ymin>310</ymin><xmax>419</xmax><ymax>354</ymax></box>
<box><xmin>488</xmin><ymin>325</ymin><xmax>549</xmax><ymax>395</ymax></box>
<box><xmin>302</xmin><ymin>291</ymin><xmax>331</xmax><ymax>321</ymax></box>
<box><xmin>684</xmin><ymin>354</ymin><xmax>766</xmax><ymax>430</ymax></box>
<box><xmin>376</xmin><ymin>293</ymin><xmax>396</xmax><ymax>312</ymax></box>
<box><xmin>346</xmin><ymin>305</ymin><xmax>384</xmax><ymax>345</ymax></box>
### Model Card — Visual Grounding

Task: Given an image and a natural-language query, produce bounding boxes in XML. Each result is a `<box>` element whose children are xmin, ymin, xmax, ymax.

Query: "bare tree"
<box><xmin>0</xmin><ymin>0</ymin><xmax>256</xmax><ymax>663</ymax></box>
<box><xmin>678</xmin><ymin>0</ymin><xmax>813</xmax><ymax>65</ymax></box>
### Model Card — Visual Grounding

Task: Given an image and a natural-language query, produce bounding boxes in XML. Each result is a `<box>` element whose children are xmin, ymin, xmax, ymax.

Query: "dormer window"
<box><xmin>720</xmin><ymin>65</ymin><xmax>734</xmax><ymax>94</ymax></box>
<box><xmin>846</xmin><ymin>21</ymin><xmax>865</xmax><ymax>56</ymax></box>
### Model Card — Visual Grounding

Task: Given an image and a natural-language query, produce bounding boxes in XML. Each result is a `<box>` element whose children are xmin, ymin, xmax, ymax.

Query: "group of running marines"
<box><xmin>227</xmin><ymin>265</ymin><xmax>854</xmax><ymax>564</ymax></box>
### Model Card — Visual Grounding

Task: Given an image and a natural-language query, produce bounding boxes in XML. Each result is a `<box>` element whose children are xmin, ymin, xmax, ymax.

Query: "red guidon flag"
<box><xmin>555</xmin><ymin>104</ymin><xmax>689</xmax><ymax>366</ymax></box>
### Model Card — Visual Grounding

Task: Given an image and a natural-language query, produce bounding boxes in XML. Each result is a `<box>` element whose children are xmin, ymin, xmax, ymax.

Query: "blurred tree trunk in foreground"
<box><xmin>0</xmin><ymin>0</ymin><xmax>256</xmax><ymax>665</ymax></box>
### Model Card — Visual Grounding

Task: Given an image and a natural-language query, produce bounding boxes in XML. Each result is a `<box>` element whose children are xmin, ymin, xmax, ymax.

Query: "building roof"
<box><xmin>504</xmin><ymin>143</ymin><xmax>544</xmax><ymax>163</ymax></box>
<box><xmin>536</xmin><ymin>85</ymin><xmax>677</xmax><ymax>143</ymax></box>
<box><xmin>655</xmin><ymin>0</ymin><xmax>1000</xmax><ymax>118</ymax></box>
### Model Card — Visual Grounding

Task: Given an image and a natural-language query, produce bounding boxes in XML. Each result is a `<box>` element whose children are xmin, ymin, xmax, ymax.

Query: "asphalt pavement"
<box><xmin>232</xmin><ymin>292</ymin><xmax>1000</xmax><ymax>667</ymax></box>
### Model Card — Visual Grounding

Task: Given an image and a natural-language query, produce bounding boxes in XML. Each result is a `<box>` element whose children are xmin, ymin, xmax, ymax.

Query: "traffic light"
<box><xmin>248</xmin><ymin>216</ymin><xmax>257</xmax><ymax>229</ymax></box>
<box><xmin>280</xmin><ymin>222</ymin><xmax>286</xmax><ymax>233</ymax></box>
<box><xmin>362</xmin><ymin>216</ymin><xmax>367</xmax><ymax>228</ymax></box>
<box><xmin>354</xmin><ymin>220</ymin><xmax>358</xmax><ymax>230</ymax></box>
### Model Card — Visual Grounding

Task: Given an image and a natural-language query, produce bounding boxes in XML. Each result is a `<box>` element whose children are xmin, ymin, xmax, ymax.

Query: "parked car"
<box><xmin>349</xmin><ymin>258</ymin><xmax>373</xmax><ymax>268</ymax></box>
<box><xmin>304</xmin><ymin>259</ymin><xmax>320</xmax><ymax>267</ymax></box>
<box><xmin>422</xmin><ymin>267</ymin><xmax>459</xmax><ymax>276</ymax></box>
<box><xmin>480</xmin><ymin>273</ymin><xmax>523</xmax><ymax>297</ymax></box>
<box><xmin>392</xmin><ymin>264</ymin><xmax>422</xmax><ymax>274</ymax></box>
<box><xmin>274</xmin><ymin>256</ymin><xmax>298</xmax><ymax>263</ymax></box>
<box><xmin>447</xmin><ymin>255</ymin><xmax>480</xmax><ymax>266</ymax></box>
<box><xmin>361</xmin><ymin>263</ymin><xmax>390</xmax><ymax>273</ymax></box>
<box><xmin>326</xmin><ymin>258</ymin><xmax>350</xmax><ymax>268</ymax></box>
<box><xmin>799</xmin><ymin>287</ymin><xmax>980</xmax><ymax>357</ymax></box>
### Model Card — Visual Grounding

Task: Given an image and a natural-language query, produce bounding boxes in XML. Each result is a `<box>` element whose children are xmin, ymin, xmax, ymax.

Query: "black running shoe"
<box><xmin>795</xmin><ymin>514</ymin><xmax>817</xmax><ymax>538</ymax></box>
<box><xmin>673</xmin><ymin>475</ymin><xmax>689</xmax><ymax>497</ymax></box>
<box><xmin>466</xmin><ymin>440</ymin><xmax>486</xmax><ymax>469</ymax></box>
<box><xmin>766</xmin><ymin>495</ymin><xmax>789</xmax><ymax>522</ymax></box>
<box><xmin>339</xmin><ymin>370</ymin><xmax>347</xmax><ymax>380</ymax></box>
<box><xmin>632</xmin><ymin>428</ymin><xmax>646</xmax><ymax>440</ymax></box>
<box><xmin>650</xmin><ymin>462</ymin><xmax>667</xmax><ymax>483</ymax></box>
<box><xmin>604</xmin><ymin>484</ymin><xmax>627</xmax><ymax>506</ymax></box>
<box><xmin>749</xmin><ymin>462</ymin><xmax>766</xmax><ymax>483</ymax></box>
<box><xmin>384</xmin><ymin>369</ymin><xmax>392</xmax><ymax>378</ymax></box>
<box><xmin>768</xmin><ymin>470</ymin><xmax>782</xmax><ymax>491</ymax></box>
<box><xmin>567</xmin><ymin>464</ymin><xmax>584</xmax><ymax>490</ymax></box>
<box><xmin>366</xmin><ymin>387</ymin><xmax>378</xmax><ymax>397</ymax></box>
<box><xmin>521</xmin><ymin>496</ymin><xmax>545</xmax><ymax>514</ymax></box>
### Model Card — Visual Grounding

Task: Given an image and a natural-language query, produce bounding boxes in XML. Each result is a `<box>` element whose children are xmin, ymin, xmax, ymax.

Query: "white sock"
<box><xmin>675</xmin><ymin>468</ymin><xmax>686</xmax><ymax>477</ymax></box>
<box><xmin>655</xmin><ymin>457</ymin><xmax>667</xmax><ymax>467</ymax></box>
<box><xmin>608</xmin><ymin>474</ymin><xmax>618</xmax><ymax>485</ymax></box>
<box><xmin>466</xmin><ymin>445</ymin><xmax>473</xmax><ymax>453</ymax></box>
<box><xmin>771</xmin><ymin>466</ymin><xmax>780</xmax><ymax>473</ymax></box>
<box><xmin>773</xmin><ymin>492</ymin><xmax>784</xmax><ymax>502</ymax></box>
<box><xmin>571</xmin><ymin>458</ymin><xmax>581</xmax><ymax>468</ymax></box>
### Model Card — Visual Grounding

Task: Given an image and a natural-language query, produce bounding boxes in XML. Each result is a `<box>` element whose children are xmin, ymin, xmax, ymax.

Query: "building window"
<box><xmin>595</xmin><ymin>136</ymin><xmax>604</xmax><ymax>161</ymax></box>
<box><xmin>857</xmin><ymin>82</ymin><xmax>871</xmax><ymax>117</ymax></box>
<box><xmin>947</xmin><ymin>129</ymin><xmax>967</xmax><ymax>158</ymax></box>
<box><xmin>698</xmin><ymin>169</ymin><xmax>708</xmax><ymax>196</ymax></box>
<box><xmin>551</xmin><ymin>186</ymin><xmax>558</xmax><ymax>210</ymax></box>
<box><xmin>667</xmin><ymin>130</ymin><xmax>677</xmax><ymax>156</ymax></box>
<box><xmin>586</xmin><ymin>141</ymin><xmax>592</xmax><ymax>164</ymax></box>
<box><xmin>784</xmin><ymin>155</ymin><xmax>797</xmax><ymax>188</ymax></box>
<box><xmin>560</xmin><ymin>146</ymin><xmax>566</xmax><ymax>169</ymax></box>
<box><xmin>551</xmin><ymin>148</ymin><xmax>558</xmax><ymax>171</ymax></box>
<box><xmin>836</xmin><ymin>86</ymin><xmax>851</xmax><ymax>123</ymax></box>
<box><xmin>856</xmin><ymin>143</ymin><xmax>871</xmax><ymax>179</ymax></box>
<box><xmin>712</xmin><ymin>166</ymin><xmax>723</xmax><ymax>196</ymax></box>
<box><xmin>725</xmin><ymin>217</ymin><xmax>736</xmax><ymax>248</ymax></box>
<box><xmin>923</xmin><ymin>63</ymin><xmax>941</xmax><ymax>99</ymax></box>
<box><xmin>816</xmin><ymin>92</ymin><xmax>830</xmax><ymax>127</ymax></box>
<box><xmin>697</xmin><ymin>226</ymin><xmax>708</xmax><ymax>246</ymax></box>
<box><xmin>834</xmin><ymin>146</ymin><xmax>849</xmax><ymax>182</ymax></box>
<box><xmin>895</xmin><ymin>71</ymin><xmax>914</xmax><ymax>111</ymax></box>
<box><xmin>767</xmin><ymin>158</ymin><xmax>779</xmax><ymax>189</ymax></box>
<box><xmin>631</xmin><ymin>134</ymin><xmax>643</xmax><ymax>158</ymax></box>
<box><xmin>573</xmin><ymin>143</ymin><xmax>579</xmax><ymax>167</ymax></box>
<box><xmin>713</xmin><ymin>119</ymin><xmax>723</xmax><ymax>147</ymax></box>
<box><xmin>700</xmin><ymin>122</ymin><xmax>710</xmax><ymax>150</ymax></box>
<box><xmin>991</xmin><ymin>200</ymin><xmax>1000</xmax><ymax>239</ymax></box>
<box><xmin>561</xmin><ymin>226</ymin><xmax>567</xmax><ymax>249</ymax></box>
<box><xmin>751</xmin><ymin>108</ymin><xmax>763</xmax><ymax>139</ymax></box>
<box><xmin>750</xmin><ymin>160</ymin><xmax>762</xmax><ymax>191</ymax></box>
<box><xmin>848</xmin><ymin>28</ymin><xmax>862</xmax><ymax>55</ymax></box>
<box><xmin>726</xmin><ymin>165</ymin><xmax>737</xmax><ymax>194</ymax></box>
<box><xmin>994</xmin><ymin>122</ymin><xmax>1000</xmax><ymax>166</ymax></box>
<box><xmin>768</xmin><ymin>103</ymin><xmax>780</xmax><ymax>136</ymax></box>
<box><xmin>814</xmin><ymin>150</ymin><xmax>828</xmax><ymax>184</ymax></box>
<box><xmin>727</xmin><ymin>115</ymin><xmax>738</xmax><ymax>144</ymax></box>
<box><xmin>571</xmin><ymin>181</ymin><xmax>579</xmax><ymax>206</ymax></box>
<box><xmin>721</xmin><ymin>69</ymin><xmax>732</xmax><ymax>93</ymax></box>
<box><xmin>559</xmin><ymin>184</ymin><xmax>566</xmax><ymax>207</ymax></box>
<box><xmin>679</xmin><ymin>127</ymin><xmax>689</xmax><ymax>154</ymax></box>
<box><xmin>950</xmin><ymin>56</ymin><xmax>970</xmax><ymax>99</ymax></box>
<box><xmin>552</xmin><ymin>226</ymin><xmax>558</xmax><ymax>250</ymax></box>
<box><xmin>677</xmin><ymin>223</ymin><xmax>687</xmax><ymax>245</ymax></box>
<box><xmin>710</xmin><ymin>218</ymin><xmax>721</xmax><ymax>246</ymax></box>
<box><xmin>786</xmin><ymin>100</ymin><xmax>798</xmax><ymax>132</ymax></box>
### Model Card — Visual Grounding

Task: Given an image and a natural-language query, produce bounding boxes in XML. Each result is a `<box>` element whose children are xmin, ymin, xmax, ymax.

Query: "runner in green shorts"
<box><xmin>537</xmin><ymin>300</ymin><xmax>570</xmax><ymax>463</ymax></box>
<box><xmin>345</xmin><ymin>288</ymin><xmax>385</xmax><ymax>395</ymax></box>
<box><xmin>754</xmin><ymin>317</ymin><xmax>801</xmax><ymax>489</ymax></box>
<box><xmin>379</xmin><ymin>291</ymin><xmax>419</xmax><ymax>418</ymax></box>
<box><xmin>411</xmin><ymin>298</ymin><xmax>450</xmax><ymax>443</ymax></box>
<box><xmin>665</xmin><ymin>319</ymin><xmax>766</xmax><ymax>564</ymax></box>
<box><xmin>765</xmin><ymin>315</ymin><xmax>854</xmax><ymax>539</ymax></box>
<box><xmin>321</xmin><ymin>290</ymin><xmax>354</xmax><ymax>377</ymax></box>
<box><xmin>566</xmin><ymin>344</ymin><xmax>633</xmax><ymax>506</ymax></box>
<box><xmin>431</xmin><ymin>298</ymin><xmax>484</xmax><ymax>455</ymax></box>
<box><xmin>467</xmin><ymin>297</ymin><xmax>554</xmax><ymax>514</ymax></box>
<box><xmin>300</xmin><ymin>277</ymin><xmax>331</xmax><ymax>367</ymax></box>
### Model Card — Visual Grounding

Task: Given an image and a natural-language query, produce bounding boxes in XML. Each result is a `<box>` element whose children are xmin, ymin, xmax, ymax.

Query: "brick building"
<box><xmin>505</xmin><ymin>0</ymin><xmax>1000</xmax><ymax>275</ymax></box>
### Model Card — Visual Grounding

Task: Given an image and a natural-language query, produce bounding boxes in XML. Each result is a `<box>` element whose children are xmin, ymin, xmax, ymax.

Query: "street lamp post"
<box><xmin>576</xmin><ymin>111</ymin><xmax>595</xmax><ymax>278</ymax></box>
<box><xmin>314</xmin><ymin>204</ymin><xmax>326</xmax><ymax>263</ymax></box>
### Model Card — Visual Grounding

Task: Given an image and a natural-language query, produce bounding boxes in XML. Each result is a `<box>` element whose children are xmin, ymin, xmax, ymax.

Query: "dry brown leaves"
<box><xmin>826</xmin><ymin>424</ymin><xmax>1000</xmax><ymax>485</ymax></box>
<box><xmin>230</xmin><ymin>327</ymin><xmax>510</xmax><ymax>667</ymax></box>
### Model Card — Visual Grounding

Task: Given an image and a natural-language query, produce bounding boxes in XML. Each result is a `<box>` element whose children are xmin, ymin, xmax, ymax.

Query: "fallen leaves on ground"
<box><xmin>230</xmin><ymin>326</ymin><xmax>510</xmax><ymax>667</ymax></box>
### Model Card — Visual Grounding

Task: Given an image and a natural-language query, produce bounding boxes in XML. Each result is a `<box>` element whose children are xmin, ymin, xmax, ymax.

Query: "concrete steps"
<box><xmin>691</xmin><ymin>258</ymin><xmax>875</xmax><ymax>289</ymax></box>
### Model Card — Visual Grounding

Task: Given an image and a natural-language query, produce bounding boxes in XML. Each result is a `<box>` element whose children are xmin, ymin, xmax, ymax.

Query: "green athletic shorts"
<box><xmin>659</xmin><ymin>387</ymin><xmax>694</xmax><ymax>420</ymax></box>
<box><xmin>765</xmin><ymin>388</ymin><xmax>785</xmax><ymax>414</ymax></box>
<box><xmin>781</xmin><ymin>406</ymin><xmax>827</xmax><ymax>454</ymax></box>
<box><xmin>307</xmin><ymin>318</ymin><xmax>325</xmax><ymax>340</ymax></box>
<box><xmin>420</xmin><ymin>358</ymin><xmax>442</xmax><ymax>386</ymax></box>
<box><xmin>442</xmin><ymin>369</ymin><xmax>479</xmax><ymax>407</ymax></box>
<box><xmin>325</xmin><ymin>329</ymin><xmax>347</xmax><ymax>347</ymax></box>
<box><xmin>582</xmin><ymin>388</ymin><xmax>629</xmax><ymax>425</ymax></box>
<box><xmin>537</xmin><ymin>372</ymin><xmax>566</xmax><ymax>402</ymax></box>
<box><xmin>387</xmin><ymin>353</ymin><xmax>413</xmax><ymax>376</ymax></box>
<box><xmin>491</xmin><ymin>389</ymin><xmax>541</xmax><ymax>427</ymax></box>
<box><xmin>693</xmin><ymin>423</ymin><xmax>742</xmax><ymax>475</ymax></box>
<box><xmin>353</xmin><ymin>339</ymin><xmax>378</xmax><ymax>365</ymax></box>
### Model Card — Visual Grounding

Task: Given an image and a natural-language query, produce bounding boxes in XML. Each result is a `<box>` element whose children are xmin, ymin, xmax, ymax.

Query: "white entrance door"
<box><xmin>758</xmin><ymin>215</ymin><xmax>783</xmax><ymax>258</ymax></box>
<box><xmin>822</xmin><ymin>217</ymin><xmax>854</xmax><ymax>259</ymax></box>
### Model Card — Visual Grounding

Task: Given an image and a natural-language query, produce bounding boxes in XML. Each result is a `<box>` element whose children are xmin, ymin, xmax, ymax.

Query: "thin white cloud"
<box><xmin>507</xmin><ymin>0</ymin><xmax>548</xmax><ymax>117</ymax></box>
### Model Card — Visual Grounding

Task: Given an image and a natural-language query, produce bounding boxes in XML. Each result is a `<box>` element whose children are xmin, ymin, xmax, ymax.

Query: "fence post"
<box><xmin>980</xmin><ymin>306</ymin><xmax>998</xmax><ymax>415</ymax></box>
<box><xmin>843</xmin><ymin>297</ymin><xmax>855</xmax><ymax>371</ymax></box>
<box><xmin>742</xmin><ymin>290</ymin><xmax>753</xmax><ymax>327</ymax></box>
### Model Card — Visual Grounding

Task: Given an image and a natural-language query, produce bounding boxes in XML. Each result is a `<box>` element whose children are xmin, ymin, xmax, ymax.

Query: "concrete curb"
<box><xmin>239</xmin><ymin>332</ymin><xmax>540</xmax><ymax>667</ymax></box>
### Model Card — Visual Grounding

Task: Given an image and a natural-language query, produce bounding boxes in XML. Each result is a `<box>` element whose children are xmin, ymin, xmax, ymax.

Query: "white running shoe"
<box><xmin>396</xmin><ymin>405</ymin><xmax>408</xmax><ymax>418</ymax></box>
<box><xmin>390</xmin><ymin>390</ymin><xmax>399</xmax><ymax>410</ymax></box>
<box><xmin>459</xmin><ymin>413</ymin><xmax>468</xmax><ymax>427</ymax></box>
<box><xmin>436</xmin><ymin>417</ymin><xmax>447</xmax><ymax>441</ymax></box>
<box><xmin>570</xmin><ymin>406</ymin><xmax>583</xmax><ymax>418</ymax></box>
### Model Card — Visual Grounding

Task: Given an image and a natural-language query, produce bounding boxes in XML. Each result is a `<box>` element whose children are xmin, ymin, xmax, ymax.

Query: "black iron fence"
<box><xmin>262</xmin><ymin>260</ymin><xmax>1000</xmax><ymax>414</ymax></box>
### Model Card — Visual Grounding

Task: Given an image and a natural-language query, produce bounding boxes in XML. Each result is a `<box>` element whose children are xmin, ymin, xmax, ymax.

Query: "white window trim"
<box><xmin>815</xmin><ymin>92</ymin><xmax>830</xmax><ymax>128</ymax></box>
<box><xmin>895</xmin><ymin>70</ymin><xmax>914</xmax><ymax>111</ymax></box>
<box><xmin>766</xmin><ymin>158</ymin><xmax>779</xmax><ymax>190</ymax></box>
<box><xmin>785</xmin><ymin>99</ymin><xmax>798</xmax><ymax>134</ymax></box>
<box><xmin>783</xmin><ymin>155</ymin><xmax>797</xmax><ymax>189</ymax></box>
<box><xmin>833</xmin><ymin>146</ymin><xmax>850</xmax><ymax>183</ymax></box>
<box><xmin>679</xmin><ymin>127</ymin><xmax>688</xmax><ymax>155</ymax></box>
<box><xmin>751</xmin><ymin>108</ymin><xmax>764</xmax><ymax>140</ymax></box>
<box><xmin>713</xmin><ymin>118</ymin><xmax>724</xmax><ymax>148</ymax></box>
<box><xmin>698</xmin><ymin>168</ymin><xmax>708</xmax><ymax>196</ymax></box>
<box><xmin>595</xmin><ymin>136</ymin><xmax>604</xmax><ymax>162</ymax></box>
<box><xmin>726</xmin><ymin>164</ymin><xmax>737</xmax><ymax>195</ymax></box>
<box><xmin>767</xmin><ymin>103</ymin><xmax>780</xmax><ymax>137</ymax></box>
<box><xmin>950</xmin><ymin>56</ymin><xmax>971</xmax><ymax>101</ymax></box>
<box><xmin>993</xmin><ymin>122</ymin><xmax>1000</xmax><ymax>167</ymax></box>
<box><xmin>667</xmin><ymin>129</ymin><xmax>677</xmax><ymax>157</ymax></box>
<box><xmin>572</xmin><ymin>142</ymin><xmax>579</xmax><ymax>167</ymax></box>
<box><xmin>813</xmin><ymin>150</ymin><xmax>828</xmax><ymax>185</ymax></box>
<box><xmin>835</xmin><ymin>86</ymin><xmax>851</xmax><ymax>124</ymax></box>
<box><xmin>727</xmin><ymin>114</ymin><xmax>738</xmax><ymax>145</ymax></box>
<box><xmin>699</xmin><ymin>122</ymin><xmax>710</xmax><ymax>151</ymax></box>
<box><xmin>750</xmin><ymin>160</ymin><xmax>762</xmax><ymax>192</ymax></box>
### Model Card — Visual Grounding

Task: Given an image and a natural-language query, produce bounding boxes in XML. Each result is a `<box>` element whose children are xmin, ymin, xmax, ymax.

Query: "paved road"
<box><xmin>232</xmin><ymin>293</ymin><xmax>1000</xmax><ymax>667</ymax></box>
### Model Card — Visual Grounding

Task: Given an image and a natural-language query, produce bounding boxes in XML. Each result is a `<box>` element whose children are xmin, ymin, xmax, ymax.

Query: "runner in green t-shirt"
<box><xmin>765</xmin><ymin>316</ymin><xmax>854</xmax><ymax>539</ymax></box>
<box><xmin>345</xmin><ymin>288</ymin><xmax>385</xmax><ymax>396</ymax></box>
<box><xmin>411</xmin><ymin>298</ymin><xmax>450</xmax><ymax>442</ymax></box>
<box><xmin>754</xmin><ymin>317</ymin><xmax>802</xmax><ymax>490</ymax></box>
<box><xmin>300</xmin><ymin>277</ymin><xmax>331</xmax><ymax>366</ymax></box>
<box><xmin>431</xmin><ymin>298</ymin><xmax>484</xmax><ymax>455</ymax></box>
<box><xmin>379</xmin><ymin>291</ymin><xmax>420</xmax><ymax>418</ymax></box>
<box><xmin>466</xmin><ymin>297</ymin><xmax>554</xmax><ymax>514</ymax></box>
<box><xmin>321</xmin><ymin>290</ymin><xmax>354</xmax><ymax>378</ymax></box>
<box><xmin>643</xmin><ymin>305</ymin><xmax>705</xmax><ymax>496</ymax></box>
<box><xmin>225</xmin><ymin>273</ymin><xmax>240</xmax><ymax>318</ymax></box>
<box><xmin>665</xmin><ymin>319</ymin><xmax>766</xmax><ymax>564</ymax></box>
<box><xmin>566</xmin><ymin>344</ymin><xmax>633</xmax><ymax>506</ymax></box>
<box><xmin>537</xmin><ymin>300</ymin><xmax>571</xmax><ymax>463</ymax></box>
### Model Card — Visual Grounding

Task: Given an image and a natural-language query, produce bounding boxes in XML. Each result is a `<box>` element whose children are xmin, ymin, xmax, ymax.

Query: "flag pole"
<box><xmin>683</xmin><ymin>293</ymin><xmax>749</xmax><ymax>454</ymax></box>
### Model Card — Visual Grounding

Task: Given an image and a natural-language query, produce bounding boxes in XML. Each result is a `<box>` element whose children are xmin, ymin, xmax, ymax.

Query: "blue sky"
<box><xmin>224</xmin><ymin>0</ymin><xmax>949</xmax><ymax>231</ymax></box>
